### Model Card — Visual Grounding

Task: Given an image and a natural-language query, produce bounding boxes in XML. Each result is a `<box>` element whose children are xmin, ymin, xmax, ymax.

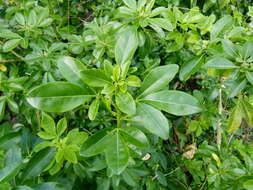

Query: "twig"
<box><xmin>0</xmin><ymin>59</ymin><xmax>18</xmax><ymax>63</ymax></box>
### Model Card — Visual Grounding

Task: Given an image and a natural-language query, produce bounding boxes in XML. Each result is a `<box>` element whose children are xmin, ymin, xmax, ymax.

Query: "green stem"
<box><xmin>0</xmin><ymin>59</ymin><xmax>18</xmax><ymax>63</ymax></box>
<box><xmin>217</xmin><ymin>87</ymin><xmax>222</xmax><ymax>149</ymax></box>
<box><xmin>116</xmin><ymin>108</ymin><xmax>121</xmax><ymax>128</ymax></box>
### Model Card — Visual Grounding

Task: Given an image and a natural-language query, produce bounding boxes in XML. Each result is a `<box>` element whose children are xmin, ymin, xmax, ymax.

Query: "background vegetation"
<box><xmin>0</xmin><ymin>0</ymin><xmax>253</xmax><ymax>189</ymax></box>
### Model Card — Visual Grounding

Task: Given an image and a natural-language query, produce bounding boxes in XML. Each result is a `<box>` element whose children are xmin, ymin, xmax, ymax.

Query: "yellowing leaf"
<box><xmin>0</xmin><ymin>64</ymin><xmax>7</xmax><ymax>72</ymax></box>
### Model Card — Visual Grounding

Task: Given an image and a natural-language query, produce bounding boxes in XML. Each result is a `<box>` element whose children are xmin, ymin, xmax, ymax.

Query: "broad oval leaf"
<box><xmin>130</xmin><ymin>103</ymin><xmax>170</xmax><ymax>140</ymax></box>
<box><xmin>0</xmin><ymin>132</ymin><xmax>20</xmax><ymax>150</ymax></box>
<box><xmin>227</xmin><ymin>101</ymin><xmax>243</xmax><ymax>133</ymax></box>
<box><xmin>105</xmin><ymin>130</ymin><xmax>129</xmax><ymax>175</ymax></box>
<box><xmin>120</xmin><ymin>126</ymin><xmax>149</xmax><ymax>149</ymax></box>
<box><xmin>227</xmin><ymin>79</ymin><xmax>247</xmax><ymax>98</ymax></box>
<box><xmin>148</xmin><ymin>18</ymin><xmax>173</xmax><ymax>31</ymax></box>
<box><xmin>243</xmin><ymin>179</ymin><xmax>253</xmax><ymax>190</ymax></box>
<box><xmin>0</xmin><ymin>147</ymin><xmax>22</xmax><ymax>183</ymax></box>
<box><xmin>122</xmin><ymin>0</ymin><xmax>137</xmax><ymax>9</ymax></box>
<box><xmin>205</xmin><ymin>57</ymin><xmax>238</xmax><ymax>69</ymax></box>
<box><xmin>88</xmin><ymin>98</ymin><xmax>100</xmax><ymax>120</ymax></box>
<box><xmin>139</xmin><ymin>64</ymin><xmax>179</xmax><ymax>97</ymax></box>
<box><xmin>115</xmin><ymin>26</ymin><xmax>138</xmax><ymax>77</ymax></box>
<box><xmin>141</xmin><ymin>90</ymin><xmax>202</xmax><ymax>116</ymax></box>
<box><xmin>57</xmin><ymin>56</ymin><xmax>91</xmax><ymax>91</ymax></box>
<box><xmin>27</xmin><ymin>82</ymin><xmax>94</xmax><ymax>112</ymax></box>
<box><xmin>210</xmin><ymin>15</ymin><xmax>233</xmax><ymax>40</ymax></box>
<box><xmin>21</xmin><ymin>147</ymin><xmax>56</xmax><ymax>182</ymax></box>
<box><xmin>80</xmin><ymin>69</ymin><xmax>112</xmax><ymax>87</ymax></box>
<box><xmin>179</xmin><ymin>56</ymin><xmax>204</xmax><ymax>81</ymax></box>
<box><xmin>222</xmin><ymin>39</ymin><xmax>238</xmax><ymax>58</ymax></box>
<box><xmin>3</xmin><ymin>39</ymin><xmax>21</xmax><ymax>52</ymax></box>
<box><xmin>115</xmin><ymin>91</ymin><xmax>136</xmax><ymax>115</ymax></box>
<box><xmin>80</xmin><ymin>128</ymin><xmax>113</xmax><ymax>157</ymax></box>
<box><xmin>246</xmin><ymin>72</ymin><xmax>253</xmax><ymax>85</ymax></box>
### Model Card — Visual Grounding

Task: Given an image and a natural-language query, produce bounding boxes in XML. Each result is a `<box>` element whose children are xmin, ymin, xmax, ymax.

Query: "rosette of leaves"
<box><xmin>115</xmin><ymin>0</ymin><xmax>174</xmax><ymax>38</ymax></box>
<box><xmin>34</xmin><ymin>113</ymin><xmax>87</xmax><ymax>175</ymax></box>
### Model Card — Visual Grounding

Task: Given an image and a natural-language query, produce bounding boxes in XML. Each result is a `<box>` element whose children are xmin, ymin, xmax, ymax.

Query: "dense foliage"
<box><xmin>0</xmin><ymin>0</ymin><xmax>253</xmax><ymax>189</ymax></box>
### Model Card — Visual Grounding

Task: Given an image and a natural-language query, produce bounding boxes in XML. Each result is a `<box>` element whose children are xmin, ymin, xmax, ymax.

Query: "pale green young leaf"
<box><xmin>56</xmin><ymin>117</ymin><xmax>67</xmax><ymax>137</ymax></box>
<box><xmin>41</xmin><ymin>113</ymin><xmax>56</xmax><ymax>135</ymax></box>
<box><xmin>88</xmin><ymin>98</ymin><xmax>100</xmax><ymax>120</ymax></box>
<box><xmin>122</xmin><ymin>0</ymin><xmax>137</xmax><ymax>9</ymax></box>
<box><xmin>80</xmin><ymin>69</ymin><xmax>112</xmax><ymax>87</ymax></box>
<box><xmin>66</xmin><ymin>129</ymin><xmax>88</xmax><ymax>145</ymax></box>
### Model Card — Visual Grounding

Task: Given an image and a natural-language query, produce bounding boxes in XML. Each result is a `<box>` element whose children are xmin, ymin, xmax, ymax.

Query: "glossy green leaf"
<box><xmin>105</xmin><ymin>130</ymin><xmax>129</xmax><ymax>175</ymax></box>
<box><xmin>34</xmin><ymin>141</ymin><xmax>52</xmax><ymax>152</ymax></box>
<box><xmin>66</xmin><ymin>129</ymin><xmax>88</xmax><ymax>145</ymax></box>
<box><xmin>3</xmin><ymin>39</ymin><xmax>21</xmax><ymax>52</ymax></box>
<box><xmin>115</xmin><ymin>26</ymin><xmax>138</xmax><ymax>77</ymax></box>
<box><xmin>222</xmin><ymin>39</ymin><xmax>238</xmax><ymax>58</ymax></box>
<box><xmin>227</xmin><ymin>101</ymin><xmax>243</xmax><ymax>133</ymax></box>
<box><xmin>21</xmin><ymin>147</ymin><xmax>56</xmax><ymax>182</ymax></box>
<box><xmin>241</xmin><ymin>100</ymin><xmax>253</xmax><ymax>126</ymax></box>
<box><xmin>123</xmin><ymin>0</ymin><xmax>137</xmax><ymax>9</ymax></box>
<box><xmin>141</xmin><ymin>90</ymin><xmax>202</xmax><ymax>116</ymax></box>
<box><xmin>211</xmin><ymin>15</ymin><xmax>233</xmax><ymax>40</ymax></box>
<box><xmin>80</xmin><ymin>128</ymin><xmax>113</xmax><ymax>157</ymax></box>
<box><xmin>148</xmin><ymin>18</ymin><xmax>173</xmax><ymax>31</ymax></box>
<box><xmin>80</xmin><ymin>69</ymin><xmax>112</xmax><ymax>87</ymax></box>
<box><xmin>7</xmin><ymin>98</ymin><xmax>19</xmax><ymax>113</ymax></box>
<box><xmin>0</xmin><ymin>147</ymin><xmax>22</xmax><ymax>183</ymax></box>
<box><xmin>120</xmin><ymin>126</ymin><xmax>149</xmax><ymax>148</ymax></box>
<box><xmin>56</xmin><ymin>117</ymin><xmax>67</xmax><ymax>136</ymax></box>
<box><xmin>228</xmin><ymin>79</ymin><xmax>247</xmax><ymax>98</ymax></box>
<box><xmin>246</xmin><ymin>72</ymin><xmax>253</xmax><ymax>85</ymax></box>
<box><xmin>130</xmin><ymin>103</ymin><xmax>170</xmax><ymax>140</ymax></box>
<box><xmin>0</xmin><ymin>98</ymin><xmax>6</xmax><ymax>121</ymax></box>
<box><xmin>15</xmin><ymin>13</ymin><xmax>26</xmax><ymax>25</ymax></box>
<box><xmin>243</xmin><ymin>180</ymin><xmax>253</xmax><ymax>190</ymax></box>
<box><xmin>57</xmin><ymin>56</ymin><xmax>91</xmax><ymax>90</ymax></box>
<box><xmin>88</xmin><ymin>98</ymin><xmax>100</xmax><ymax>120</ymax></box>
<box><xmin>179</xmin><ymin>56</ymin><xmax>204</xmax><ymax>81</ymax></box>
<box><xmin>139</xmin><ymin>64</ymin><xmax>179</xmax><ymax>97</ymax></box>
<box><xmin>115</xmin><ymin>91</ymin><xmax>136</xmax><ymax>115</ymax></box>
<box><xmin>41</xmin><ymin>113</ymin><xmax>56</xmax><ymax>135</ymax></box>
<box><xmin>0</xmin><ymin>29</ymin><xmax>21</xmax><ymax>39</ymax></box>
<box><xmin>205</xmin><ymin>57</ymin><xmax>237</xmax><ymax>69</ymax></box>
<box><xmin>27</xmin><ymin>82</ymin><xmax>94</xmax><ymax>112</ymax></box>
<box><xmin>0</xmin><ymin>132</ymin><xmax>20</xmax><ymax>150</ymax></box>
<box><xmin>126</xmin><ymin>75</ymin><xmax>141</xmax><ymax>87</ymax></box>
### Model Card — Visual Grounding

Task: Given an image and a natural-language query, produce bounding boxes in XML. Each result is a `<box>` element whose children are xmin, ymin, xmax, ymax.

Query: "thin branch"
<box><xmin>0</xmin><ymin>59</ymin><xmax>18</xmax><ymax>63</ymax></box>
